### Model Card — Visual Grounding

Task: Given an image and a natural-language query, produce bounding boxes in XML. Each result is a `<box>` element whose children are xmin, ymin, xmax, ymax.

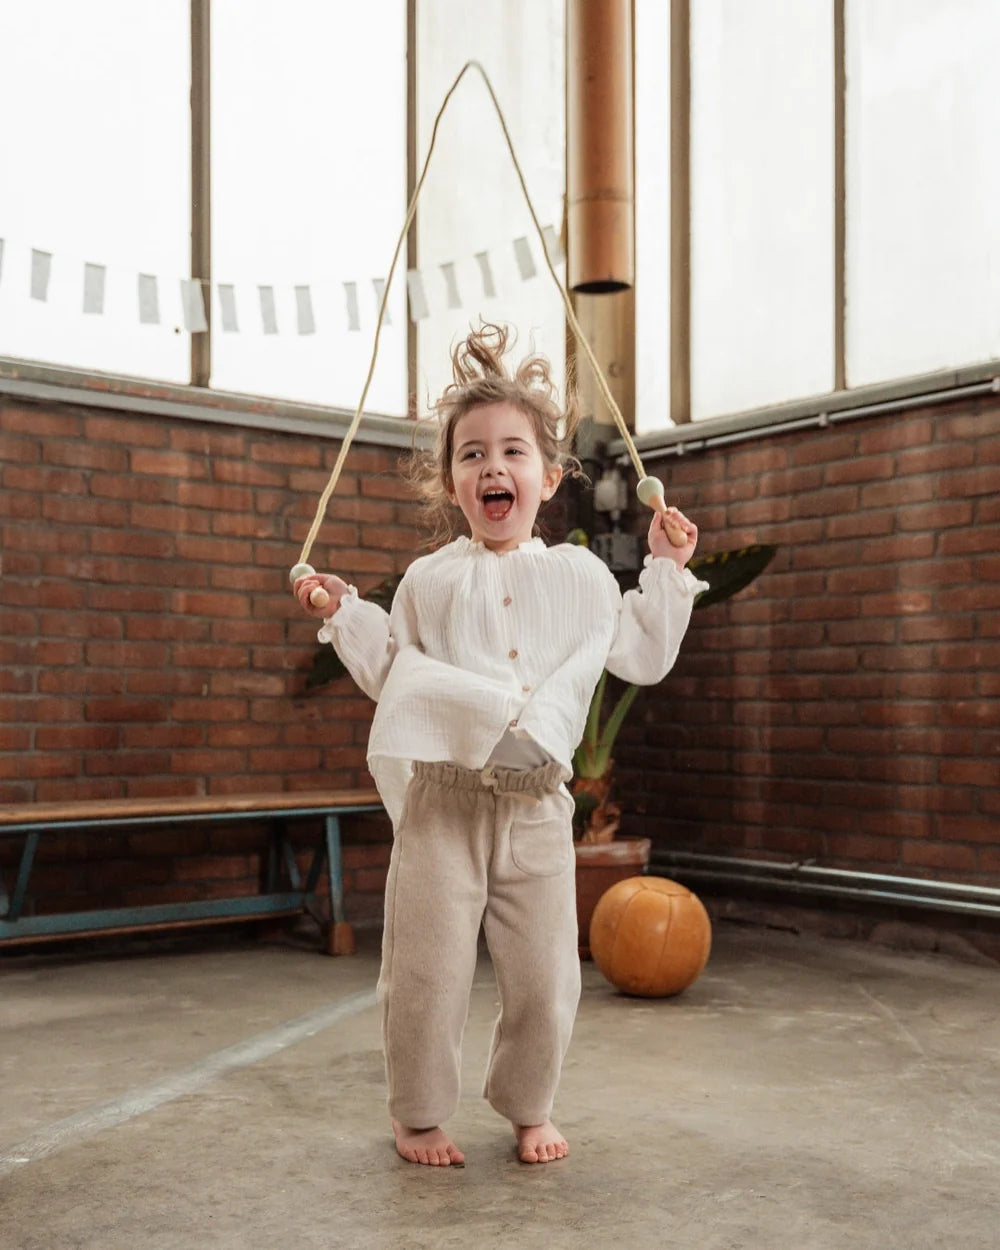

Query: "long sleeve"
<box><xmin>320</xmin><ymin>539</ymin><xmax>709</xmax><ymax>820</ymax></box>
<box><xmin>603</xmin><ymin>556</ymin><xmax>709</xmax><ymax>686</ymax></box>
<box><xmin>319</xmin><ymin>577</ymin><xmax>420</xmax><ymax>702</ymax></box>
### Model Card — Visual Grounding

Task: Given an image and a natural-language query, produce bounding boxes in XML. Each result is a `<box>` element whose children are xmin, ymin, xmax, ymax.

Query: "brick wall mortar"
<box><xmin>1</xmin><ymin>396</ymin><xmax>403</xmax><ymax>916</ymax></box>
<box><xmin>3</xmin><ymin>388</ymin><xmax>999</xmax><ymax>926</ymax></box>
<box><xmin>619</xmin><ymin>391</ymin><xmax>1000</xmax><ymax>888</ymax></box>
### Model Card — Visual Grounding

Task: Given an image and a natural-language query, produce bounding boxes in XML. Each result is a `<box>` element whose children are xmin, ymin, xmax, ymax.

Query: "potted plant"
<box><xmin>571</xmin><ymin>543</ymin><xmax>777</xmax><ymax>953</ymax></box>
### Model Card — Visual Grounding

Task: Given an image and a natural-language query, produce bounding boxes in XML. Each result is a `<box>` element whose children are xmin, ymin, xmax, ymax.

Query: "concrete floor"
<box><xmin>2</xmin><ymin>922</ymin><xmax>999</xmax><ymax>1250</ymax></box>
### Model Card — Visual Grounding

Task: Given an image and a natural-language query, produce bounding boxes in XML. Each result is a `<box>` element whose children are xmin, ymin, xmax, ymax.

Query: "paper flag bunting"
<box><xmin>30</xmin><ymin>250</ymin><xmax>52</xmax><ymax>301</ymax></box>
<box><xmin>406</xmin><ymin>269</ymin><xmax>429</xmax><ymax>321</ymax></box>
<box><xmin>343</xmin><ymin>281</ymin><xmax>361</xmax><ymax>331</ymax></box>
<box><xmin>83</xmin><ymin>263</ymin><xmax>106</xmax><ymax>315</ymax></box>
<box><xmin>138</xmin><ymin>274</ymin><xmax>160</xmax><ymax>325</ymax></box>
<box><xmin>218</xmin><ymin>284</ymin><xmax>239</xmax><ymax>332</ymax></box>
<box><xmin>258</xmin><ymin>285</ymin><xmax>278</xmax><ymax>335</ymax></box>
<box><xmin>2</xmin><ymin>221</ymin><xmax>562</xmax><ymax>337</ymax></box>
<box><xmin>295</xmin><ymin>285</ymin><xmax>315</xmax><ymax>335</ymax></box>
<box><xmin>181</xmin><ymin>279</ymin><xmax>209</xmax><ymax>333</ymax></box>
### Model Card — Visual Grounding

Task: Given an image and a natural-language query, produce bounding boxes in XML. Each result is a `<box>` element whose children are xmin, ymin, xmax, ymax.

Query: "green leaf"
<box><xmin>598</xmin><ymin>682</ymin><xmax>640</xmax><ymax>753</ymax></box>
<box><xmin>582</xmin><ymin>670</ymin><xmax>607</xmax><ymax>750</ymax></box>
<box><xmin>690</xmin><ymin>543</ymin><xmax>777</xmax><ymax>611</ymax></box>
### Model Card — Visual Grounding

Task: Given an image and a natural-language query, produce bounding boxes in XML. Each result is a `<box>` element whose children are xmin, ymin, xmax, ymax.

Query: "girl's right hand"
<box><xmin>293</xmin><ymin>572</ymin><xmax>350</xmax><ymax>618</ymax></box>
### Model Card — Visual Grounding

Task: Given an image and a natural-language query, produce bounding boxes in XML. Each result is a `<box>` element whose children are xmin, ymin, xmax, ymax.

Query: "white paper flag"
<box><xmin>542</xmin><ymin>224</ymin><xmax>564</xmax><ymax>264</ymax></box>
<box><xmin>30</xmin><ymin>250</ymin><xmax>52</xmax><ymax>301</ymax></box>
<box><xmin>83</xmin><ymin>263</ymin><xmax>106</xmax><ymax>315</ymax></box>
<box><xmin>181</xmin><ymin>279</ymin><xmax>209</xmax><ymax>332</ymax></box>
<box><xmin>344</xmin><ymin>281</ymin><xmax>360</xmax><ymax>331</ymax></box>
<box><xmin>513</xmin><ymin>237</ymin><xmax>536</xmax><ymax>281</ymax></box>
<box><xmin>295</xmin><ymin>285</ymin><xmax>316</xmax><ymax>335</ymax></box>
<box><xmin>440</xmin><ymin>262</ymin><xmax>462</xmax><ymax>310</ymax></box>
<box><xmin>474</xmin><ymin>250</ymin><xmax>496</xmax><ymax>298</ymax></box>
<box><xmin>138</xmin><ymin>274</ymin><xmax>160</xmax><ymax>324</ymax></box>
<box><xmin>258</xmin><ymin>285</ymin><xmax>278</xmax><ymax>335</ymax></box>
<box><xmin>218</xmin><ymin>284</ymin><xmax>239</xmax><ymax>332</ymax></box>
<box><xmin>406</xmin><ymin>270</ymin><xmax>429</xmax><ymax>321</ymax></box>
<box><xmin>372</xmin><ymin>277</ymin><xmax>391</xmax><ymax>325</ymax></box>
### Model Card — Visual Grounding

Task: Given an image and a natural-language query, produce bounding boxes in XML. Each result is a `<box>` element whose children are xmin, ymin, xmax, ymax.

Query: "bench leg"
<box><xmin>324</xmin><ymin>814</ymin><xmax>355</xmax><ymax>956</ymax></box>
<box><xmin>7</xmin><ymin>832</ymin><xmax>40</xmax><ymax>922</ymax></box>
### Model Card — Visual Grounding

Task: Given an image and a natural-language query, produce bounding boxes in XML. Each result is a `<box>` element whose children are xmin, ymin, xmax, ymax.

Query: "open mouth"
<box><xmin>481</xmin><ymin>487</ymin><xmax>515</xmax><ymax>522</ymax></box>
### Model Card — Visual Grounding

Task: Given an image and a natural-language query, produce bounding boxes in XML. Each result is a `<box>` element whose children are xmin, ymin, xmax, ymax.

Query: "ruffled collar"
<box><xmin>454</xmin><ymin>535</ymin><xmax>546</xmax><ymax>556</ymax></box>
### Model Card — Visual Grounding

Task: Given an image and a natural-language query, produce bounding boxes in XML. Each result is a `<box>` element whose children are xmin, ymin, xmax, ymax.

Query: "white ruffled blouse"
<box><xmin>320</xmin><ymin>536</ymin><xmax>708</xmax><ymax>823</ymax></box>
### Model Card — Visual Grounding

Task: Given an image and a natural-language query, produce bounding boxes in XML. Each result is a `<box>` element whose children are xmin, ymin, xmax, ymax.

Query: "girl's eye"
<box><xmin>505</xmin><ymin>447</ymin><xmax>524</xmax><ymax>456</ymax></box>
<box><xmin>461</xmin><ymin>450</ymin><xmax>483</xmax><ymax>460</ymax></box>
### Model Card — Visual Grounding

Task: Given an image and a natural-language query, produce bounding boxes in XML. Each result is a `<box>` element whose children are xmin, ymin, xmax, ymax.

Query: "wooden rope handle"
<box><xmin>637</xmin><ymin>477</ymin><xmax>689</xmax><ymax>548</ymax></box>
<box><xmin>290</xmin><ymin>60</ymin><xmax>685</xmax><ymax>593</ymax></box>
<box><xmin>290</xmin><ymin>563</ymin><xmax>330</xmax><ymax>610</ymax></box>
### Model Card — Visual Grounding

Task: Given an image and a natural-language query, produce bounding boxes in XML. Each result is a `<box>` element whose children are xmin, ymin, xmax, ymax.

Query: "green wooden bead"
<box><xmin>636</xmin><ymin>476</ymin><xmax>665</xmax><ymax>506</ymax></box>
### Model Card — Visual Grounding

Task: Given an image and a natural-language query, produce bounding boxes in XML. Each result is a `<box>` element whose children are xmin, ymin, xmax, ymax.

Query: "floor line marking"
<box><xmin>0</xmin><ymin>987</ymin><xmax>378</xmax><ymax>1178</ymax></box>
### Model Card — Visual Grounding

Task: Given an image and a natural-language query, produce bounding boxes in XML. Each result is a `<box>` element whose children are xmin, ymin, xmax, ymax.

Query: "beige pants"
<box><xmin>378</xmin><ymin>760</ymin><xmax>581</xmax><ymax>1129</ymax></box>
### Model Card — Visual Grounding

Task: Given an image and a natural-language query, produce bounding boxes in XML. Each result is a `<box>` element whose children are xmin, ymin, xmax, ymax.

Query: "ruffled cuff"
<box><xmin>316</xmin><ymin>584</ymin><xmax>359</xmax><ymax>644</ymax></box>
<box><xmin>640</xmin><ymin>554</ymin><xmax>710</xmax><ymax>598</ymax></box>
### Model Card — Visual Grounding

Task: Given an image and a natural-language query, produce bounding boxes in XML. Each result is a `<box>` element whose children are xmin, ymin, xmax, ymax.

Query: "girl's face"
<box><xmin>448</xmin><ymin>402</ymin><xmax>563</xmax><ymax>552</ymax></box>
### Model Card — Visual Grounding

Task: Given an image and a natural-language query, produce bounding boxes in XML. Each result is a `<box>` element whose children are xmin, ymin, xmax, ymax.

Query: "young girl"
<box><xmin>294</xmin><ymin>323</ymin><xmax>706</xmax><ymax>1168</ymax></box>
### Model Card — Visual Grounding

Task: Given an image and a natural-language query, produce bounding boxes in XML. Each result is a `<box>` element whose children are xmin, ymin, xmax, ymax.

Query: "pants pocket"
<box><xmin>508</xmin><ymin>794</ymin><xmax>573</xmax><ymax>877</ymax></box>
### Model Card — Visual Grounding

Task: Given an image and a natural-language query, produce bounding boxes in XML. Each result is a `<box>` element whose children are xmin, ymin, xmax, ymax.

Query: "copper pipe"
<box><xmin>567</xmin><ymin>0</ymin><xmax>634</xmax><ymax>293</ymax></box>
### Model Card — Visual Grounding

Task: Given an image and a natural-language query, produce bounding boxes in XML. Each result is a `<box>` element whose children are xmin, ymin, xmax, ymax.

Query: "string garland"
<box><xmin>291</xmin><ymin>59</ymin><xmax>681</xmax><ymax>600</ymax></box>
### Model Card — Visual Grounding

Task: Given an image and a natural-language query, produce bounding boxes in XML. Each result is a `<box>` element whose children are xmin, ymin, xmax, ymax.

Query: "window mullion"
<box><xmin>191</xmin><ymin>0</ymin><xmax>211</xmax><ymax>388</ymax></box>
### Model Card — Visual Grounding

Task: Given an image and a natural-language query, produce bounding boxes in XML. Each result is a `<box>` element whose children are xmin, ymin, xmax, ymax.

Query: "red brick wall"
<box><xmin>0</xmin><ymin>395</ymin><xmax>411</xmax><ymax>922</ymax></box>
<box><xmin>615</xmin><ymin>392</ymin><xmax>1000</xmax><ymax>886</ymax></box>
<box><xmin>4</xmin><ymin>387</ymin><xmax>999</xmax><ymax>930</ymax></box>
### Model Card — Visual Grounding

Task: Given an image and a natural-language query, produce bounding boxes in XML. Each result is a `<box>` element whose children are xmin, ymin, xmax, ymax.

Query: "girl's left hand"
<box><xmin>648</xmin><ymin>506</ymin><xmax>698</xmax><ymax>568</ymax></box>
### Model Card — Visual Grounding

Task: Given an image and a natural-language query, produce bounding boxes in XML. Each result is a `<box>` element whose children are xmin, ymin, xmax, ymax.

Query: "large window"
<box><xmin>7</xmin><ymin>3</ymin><xmax>999</xmax><ymax>429</ymax></box>
<box><xmin>846</xmin><ymin>0</ymin><xmax>1000</xmax><ymax>386</ymax></box>
<box><xmin>211</xmin><ymin>0</ymin><xmax>407</xmax><ymax>414</ymax></box>
<box><xmin>689</xmin><ymin>0</ymin><xmax>834</xmax><ymax>421</ymax></box>
<box><xmin>1</xmin><ymin>1</ymin><xmax>408</xmax><ymax>416</ymax></box>
<box><xmin>0</xmin><ymin>2</ymin><xmax>191</xmax><ymax>382</ymax></box>
<box><xmin>635</xmin><ymin>0</ymin><xmax>1000</xmax><ymax>433</ymax></box>
<box><xmin>414</xmin><ymin>0</ymin><xmax>566</xmax><ymax>414</ymax></box>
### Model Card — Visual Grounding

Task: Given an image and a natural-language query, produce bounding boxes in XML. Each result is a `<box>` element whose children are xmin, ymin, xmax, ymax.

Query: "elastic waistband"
<box><xmin>412</xmin><ymin>759</ymin><xmax>568</xmax><ymax>798</ymax></box>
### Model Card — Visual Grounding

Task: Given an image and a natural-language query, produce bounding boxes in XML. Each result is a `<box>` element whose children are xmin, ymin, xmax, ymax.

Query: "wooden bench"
<box><xmin>0</xmin><ymin>790</ymin><xmax>383</xmax><ymax>956</ymax></box>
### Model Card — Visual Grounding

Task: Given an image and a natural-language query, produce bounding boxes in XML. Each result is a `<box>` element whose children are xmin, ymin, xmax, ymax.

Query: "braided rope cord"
<box><xmin>295</xmin><ymin>59</ymin><xmax>651</xmax><ymax>572</ymax></box>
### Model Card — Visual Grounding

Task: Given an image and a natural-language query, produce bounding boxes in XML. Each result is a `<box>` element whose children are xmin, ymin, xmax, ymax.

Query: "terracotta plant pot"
<box><xmin>574</xmin><ymin>837</ymin><xmax>651</xmax><ymax>958</ymax></box>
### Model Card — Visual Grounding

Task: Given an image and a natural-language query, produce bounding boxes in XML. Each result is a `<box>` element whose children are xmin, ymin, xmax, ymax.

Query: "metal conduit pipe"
<box><xmin>649</xmin><ymin>850</ymin><xmax>1000</xmax><ymax>922</ymax></box>
<box><xmin>614</xmin><ymin>376</ymin><xmax>1000</xmax><ymax>464</ymax></box>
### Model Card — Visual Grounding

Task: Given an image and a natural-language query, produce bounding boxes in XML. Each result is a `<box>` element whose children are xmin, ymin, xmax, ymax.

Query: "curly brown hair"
<box><xmin>406</xmin><ymin>322</ymin><xmax>582</xmax><ymax>546</ymax></box>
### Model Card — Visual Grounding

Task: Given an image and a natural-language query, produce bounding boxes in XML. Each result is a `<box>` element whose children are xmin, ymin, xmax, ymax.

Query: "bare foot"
<box><xmin>515</xmin><ymin>1120</ymin><xmax>569</xmax><ymax>1164</ymax></box>
<box><xmin>391</xmin><ymin>1117</ymin><xmax>465</xmax><ymax>1167</ymax></box>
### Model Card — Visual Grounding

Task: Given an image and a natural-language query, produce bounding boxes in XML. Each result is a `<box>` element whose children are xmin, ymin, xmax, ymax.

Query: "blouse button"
<box><xmin>522</xmin><ymin>685</ymin><xmax>531</xmax><ymax>693</ymax></box>
<box><xmin>509</xmin><ymin>719</ymin><xmax>518</xmax><ymax>728</ymax></box>
<box><xmin>508</xmin><ymin>648</ymin><xmax>518</xmax><ymax>660</ymax></box>
<box><xmin>503</xmin><ymin>596</ymin><xmax>512</xmax><ymax>607</ymax></box>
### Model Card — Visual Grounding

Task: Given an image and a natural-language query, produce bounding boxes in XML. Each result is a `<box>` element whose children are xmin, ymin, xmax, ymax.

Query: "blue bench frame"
<box><xmin>0</xmin><ymin>791</ymin><xmax>383</xmax><ymax>955</ymax></box>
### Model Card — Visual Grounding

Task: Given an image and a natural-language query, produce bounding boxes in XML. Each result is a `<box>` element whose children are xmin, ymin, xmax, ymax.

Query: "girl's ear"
<box><xmin>540</xmin><ymin>464</ymin><xmax>563</xmax><ymax>501</ymax></box>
